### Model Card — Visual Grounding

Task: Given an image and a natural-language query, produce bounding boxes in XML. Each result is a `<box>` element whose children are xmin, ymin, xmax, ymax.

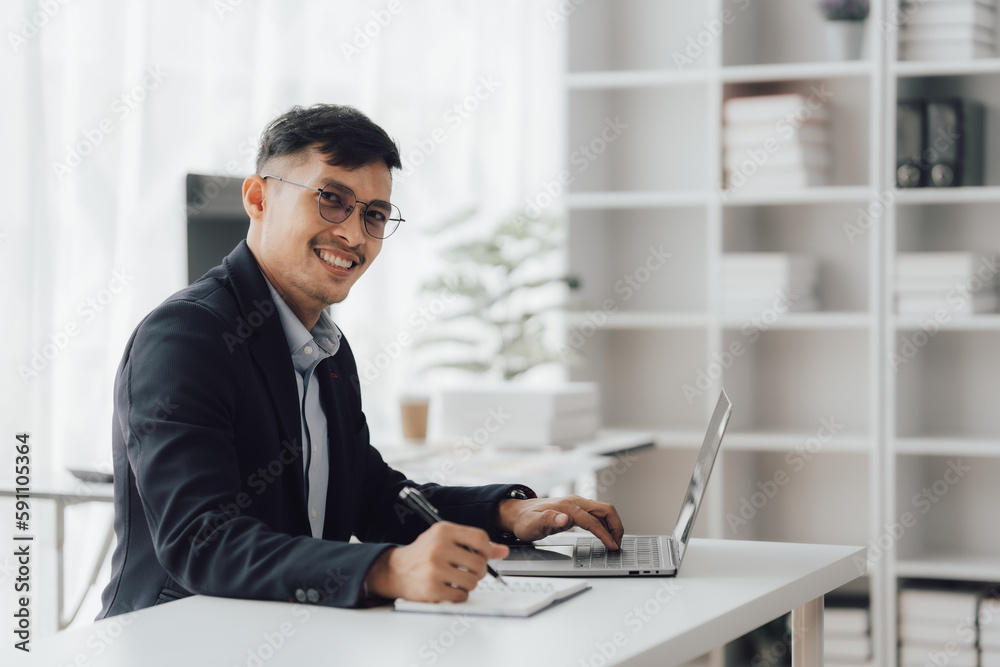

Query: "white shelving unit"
<box><xmin>563</xmin><ymin>2</ymin><xmax>1000</xmax><ymax>666</ymax></box>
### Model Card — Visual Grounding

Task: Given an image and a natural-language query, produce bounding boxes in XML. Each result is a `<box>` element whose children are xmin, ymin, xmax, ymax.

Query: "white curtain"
<box><xmin>0</xmin><ymin>0</ymin><xmax>566</xmax><ymax>474</ymax></box>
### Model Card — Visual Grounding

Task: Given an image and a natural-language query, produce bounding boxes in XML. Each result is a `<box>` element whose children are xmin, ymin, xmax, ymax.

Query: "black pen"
<box><xmin>398</xmin><ymin>486</ymin><xmax>508</xmax><ymax>588</ymax></box>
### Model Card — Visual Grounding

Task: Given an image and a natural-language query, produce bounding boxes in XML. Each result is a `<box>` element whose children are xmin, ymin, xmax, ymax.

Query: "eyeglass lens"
<box><xmin>318</xmin><ymin>183</ymin><xmax>400</xmax><ymax>238</ymax></box>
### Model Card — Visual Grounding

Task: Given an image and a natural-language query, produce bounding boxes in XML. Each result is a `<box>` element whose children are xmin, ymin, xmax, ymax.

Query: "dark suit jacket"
<box><xmin>99</xmin><ymin>241</ymin><xmax>523</xmax><ymax>618</ymax></box>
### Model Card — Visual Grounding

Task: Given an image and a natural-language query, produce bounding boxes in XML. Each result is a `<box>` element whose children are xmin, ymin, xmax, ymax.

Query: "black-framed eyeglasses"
<box><xmin>261</xmin><ymin>174</ymin><xmax>404</xmax><ymax>239</ymax></box>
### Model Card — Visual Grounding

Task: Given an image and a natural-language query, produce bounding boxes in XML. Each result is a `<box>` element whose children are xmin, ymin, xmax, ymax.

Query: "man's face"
<box><xmin>247</xmin><ymin>147</ymin><xmax>390</xmax><ymax>317</ymax></box>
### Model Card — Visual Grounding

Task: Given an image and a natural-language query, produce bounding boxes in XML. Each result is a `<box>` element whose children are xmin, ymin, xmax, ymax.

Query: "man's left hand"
<box><xmin>497</xmin><ymin>496</ymin><xmax>624</xmax><ymax>550</ymax></box>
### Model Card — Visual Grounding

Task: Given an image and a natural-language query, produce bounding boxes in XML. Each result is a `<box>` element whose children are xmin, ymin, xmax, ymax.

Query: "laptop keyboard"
<box><xmin>574</xmin><ymin>536</ymin><xmax>661</xmax><ymax>570</ymax></box>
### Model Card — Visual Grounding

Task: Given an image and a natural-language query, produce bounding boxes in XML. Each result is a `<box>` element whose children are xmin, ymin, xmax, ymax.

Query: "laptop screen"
<box><xmin>671</xmin><ymin>390</ymin><xmax>732</xmax><ymax>566</ymax></box>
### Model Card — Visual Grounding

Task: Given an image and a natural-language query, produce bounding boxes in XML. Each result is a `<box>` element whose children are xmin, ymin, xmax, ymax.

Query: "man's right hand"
<box><xmin>364</xmin><ymin>522</ymin><xmax>510</xmax><ymax>602</ymax></box>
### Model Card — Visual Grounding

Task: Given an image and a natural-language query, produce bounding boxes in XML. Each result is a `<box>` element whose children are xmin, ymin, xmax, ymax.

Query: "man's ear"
<box><xmin>243</xmin><ymin>174</ymin><xmax>267</xmax><ymax>222</ymax></box>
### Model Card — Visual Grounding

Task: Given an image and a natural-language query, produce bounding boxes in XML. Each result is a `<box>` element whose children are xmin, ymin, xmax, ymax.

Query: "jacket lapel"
<box><xmin>223</xmin><ymin>242</ymin><xmax>308</xmax><ymax>520</ymax></box>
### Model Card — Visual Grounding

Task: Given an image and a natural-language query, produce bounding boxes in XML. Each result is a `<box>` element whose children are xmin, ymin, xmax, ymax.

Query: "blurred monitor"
<box><xmin>185</xmin><ymin>173</ymin><xmax>249</xmax><ymax>284</ymax></box>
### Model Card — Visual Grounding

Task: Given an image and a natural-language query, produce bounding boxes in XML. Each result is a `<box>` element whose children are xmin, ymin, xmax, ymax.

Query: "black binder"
<box><xmin>925</xmin><ymin>99</ymin><xmax>985</xmax><ymax>187</ymax></box>
<box><xmin>896</xmin><ymin>101</ymin><xmax>925</xmax><ymax>188</ymax></box>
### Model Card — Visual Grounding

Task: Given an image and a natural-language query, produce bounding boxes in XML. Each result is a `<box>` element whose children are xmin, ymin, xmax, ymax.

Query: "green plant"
<box><xmin>416</xmin><ymin>211</ymin><xmax>579</xmax><ymax>381</ymax></box>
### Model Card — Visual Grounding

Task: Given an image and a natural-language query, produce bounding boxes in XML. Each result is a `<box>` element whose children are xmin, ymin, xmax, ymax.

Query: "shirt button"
<box><xmin>312</xmin><ymin>445</ymin><xmax>317</xmax><ymax>454</ymax></box>
<box><xmin>311</xmin><ymin>508</ymin><xmax>318</xmax><ymax>518</ymax></box>
<box><xmin>304</xmin><ymin>346</ymin><xmax>313</xmax><ymax>354</ymax></box>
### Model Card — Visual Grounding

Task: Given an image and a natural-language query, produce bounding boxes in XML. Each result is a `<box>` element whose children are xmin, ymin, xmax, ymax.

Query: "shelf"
<box><xmin>723</xmin><ymin>431</ymin><xmax>871</xmax><ymax>453</ymax></box>
<box><xmin>566</xmin><ymin>69</ymin><xmax>707</xmax><ymax>90</ymax></box>
<box><xmin>566</xmin><ymin>191</ymin><xmax>709</xmax><ymax>210</ymax></box>
<box><xmin>722</xmin><ymin>60</ymin><xmax>873</xmax><ymax>83</ymax></box>
<box><xmin>653</xmin><ymin>429</ymin><xmax>707</xmax><ymax>449</ymax></box>
<box><xmin>893</xmin><ymin>58</ymin><xmax>1000</xmax><ymax>78</ymax></box>
<box><xmin>722</xmin><ymin>312</ymin><xmax>871</xmax><ymax>330</ymax></box>
<box><xmin>721</xmin><ymin>186</ymin><xmax>874</xmax><ymax>207</ymax></box>
<box><xmin>894</xmin><ymin>315</ymin><xmax>1000</xmax><ymax>331</ymax></box>
<box><xmin>893</xmin><ymin>187</ymin><xmax>1000</xmax><ymax>205</ymax></box>
<box><xmin>565</xmin><ymin>311</ymin><xmax>708</xmax><ymax>330</ymax></box>
<box><xmin>895</xmin><ymin>437</ymin><xmax>1000</xmax><ymax>457</ymax></box>
<box><xmin>897</xmin><ymin>553</ymin><xmax>1000</xmax><ymax>582</ymax></box>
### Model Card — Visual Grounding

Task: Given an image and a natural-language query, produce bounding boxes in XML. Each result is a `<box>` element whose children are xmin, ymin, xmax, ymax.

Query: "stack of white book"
<box><xmin>722</xmin><ymin>253</ymin><xmax>819</xmax><ymax>316</ymax></box>
<box><xmin>723</xmin><ymin>93</ymin><xmax>831</xmax><ymax>190</ymax></box>
<box><xmin>898</xmin><ymin>585</ymin><xmax>982</xmax><ymax>667</ymax></box>
<box><xmin>982</xmin><ymin>599</ymin><xmax>1000</xmax><ymax>667</ymax></box>
<box><xmin>824</xmin><ymin>600</ymin><xmax>873</xmax><ymax>667</ymax></box>
<box><xmin>436</xmin><ymin>382</ymin><xmax>600</xmax><ymax>449</ymax></box>
<box><xmin>895</xmin><ymin>252</ymin><xmax>998</xmax><ymax>315</ymax></box>
<box><xmin>900</xmin><ymin>0</ymin><xmax>996</xmax><ymax>60</ymax></box>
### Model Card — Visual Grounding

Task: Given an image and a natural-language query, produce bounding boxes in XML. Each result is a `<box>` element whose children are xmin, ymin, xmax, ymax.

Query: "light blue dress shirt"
<box><xmin>263</xmin><ymin>275</ymin><xmax>342</xmax><ymax>539</ymax></box>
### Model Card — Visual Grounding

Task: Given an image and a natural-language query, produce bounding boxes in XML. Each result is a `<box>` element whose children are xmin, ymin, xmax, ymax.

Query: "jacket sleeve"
<box><xmin>122</xmin><ymin>300</ymin><xmax>399</xmax><ymax>608</ymax></box>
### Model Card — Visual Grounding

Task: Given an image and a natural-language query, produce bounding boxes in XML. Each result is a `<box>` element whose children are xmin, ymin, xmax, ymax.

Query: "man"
<box><xmin>99</xmin><ymin>104</ymin><xmax>623</xmax><ymax>617</ymax></box>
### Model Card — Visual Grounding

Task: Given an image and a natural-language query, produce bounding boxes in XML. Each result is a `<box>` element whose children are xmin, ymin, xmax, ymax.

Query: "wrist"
<box><xmin>363</xmin><ymin>547</ymin><xmax>397</xmax><ymax>601</ymax></box>
<box><xmin>495</xmin><ymin>486</ymin><xmax>535</xmax><ymax>541</ymax></box>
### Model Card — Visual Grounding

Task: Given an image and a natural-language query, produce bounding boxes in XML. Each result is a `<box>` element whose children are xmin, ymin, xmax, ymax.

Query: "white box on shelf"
<box><xmin>437</xmin><ymin>382</ymin><xmax>599</xmax><ymax>417</ymax></box>
<box><xmin>825</xmin><ymin>606</ymin><xmax>870</xmax><ymax>635</ymax></box>
<box><xmin>900</xmin><ymin>39</ymin><xmax>996</xmax><ymax>59</ymax></box>
<box><xmin>900</xmin><ymin>24</ymin><xmax>995</xmax><ymax>43</ymax></box>
<box><xmin>823</xmin><ymin>635</ymin><xmax>872</xmax><ymax>661</ymax></box>
<box><xmin>724</xmin><ymin>93</ymin><xmax>832</xmax><ymax>124</ymax></box>
<box><xmin>435</xmin><ymin>382</ymin><xmax>601</xmax><ymax>448</ymax></box>
<box><xmin>900</xmin><ymin>645</ymin><xmax>978</xmax><ymax>667</ymax></box>
<box><xmin>438</xmin><ymin>410</ymin><xmax>600</xmax><ymax>448</ymax></box>
<box><xmin>904</xmin><ymin>1</ymin><xmax>996</xmax><ymax>28</ymax></box>
<box><xmin>724</xmin><ymin>121</ymin><xmax>830</xmax><ymax>147</ymax></box>
<box><xmin>896</xmin><ymin>252</ymin><xmax>998</xmax><ymax>278</ymax></box>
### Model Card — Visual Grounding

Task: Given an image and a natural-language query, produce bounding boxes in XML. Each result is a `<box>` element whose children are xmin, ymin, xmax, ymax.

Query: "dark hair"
<box><xmin>255</xmin><ymin>104</ymin><xmax>402</xmax><ymax>175</ymax></box>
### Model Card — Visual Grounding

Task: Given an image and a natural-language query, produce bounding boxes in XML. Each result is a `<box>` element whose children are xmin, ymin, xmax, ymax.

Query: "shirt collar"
<box><xmin>261</xmin><ymin>271</ymin><xmax>342</xmax><ymax>358</ymax></box>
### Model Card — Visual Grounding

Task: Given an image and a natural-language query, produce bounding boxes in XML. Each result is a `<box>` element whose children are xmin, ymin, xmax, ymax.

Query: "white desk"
<box><xmin>0</xmin><ymin>472</ymin><xmax>114</xmax><ymax>630</ymax></box>
<box><xmin>33</xmin><ymin>539</ymin><xmax>865</xmax><ymax>667</ymax></box>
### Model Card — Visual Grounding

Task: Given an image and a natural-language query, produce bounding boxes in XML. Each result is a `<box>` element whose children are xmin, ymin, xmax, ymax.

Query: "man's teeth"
<box><xmin>317</xmin><ymin>249</ymin><xmax>354</xmax><ymax>269</ymax></box>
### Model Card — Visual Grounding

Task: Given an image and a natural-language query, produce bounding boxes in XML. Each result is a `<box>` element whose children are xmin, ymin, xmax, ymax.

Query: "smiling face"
<box><xmin>244</xmin><ymin>145</ymin><xmax>390</xmax><ymax>328</ymax></box>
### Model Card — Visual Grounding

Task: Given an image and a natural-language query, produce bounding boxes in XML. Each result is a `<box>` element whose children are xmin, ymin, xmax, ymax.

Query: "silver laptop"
<box><xmin>495</xmin><ymin>389</ymin><xmax>732</xmax><ymax>577</ymax></box>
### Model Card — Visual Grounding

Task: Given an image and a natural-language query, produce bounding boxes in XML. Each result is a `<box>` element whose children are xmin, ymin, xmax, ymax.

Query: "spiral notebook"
<box><xmin>393</xmin><ymin>577</ymin><xmax>591</xmax><ymax>618</ymax></box>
